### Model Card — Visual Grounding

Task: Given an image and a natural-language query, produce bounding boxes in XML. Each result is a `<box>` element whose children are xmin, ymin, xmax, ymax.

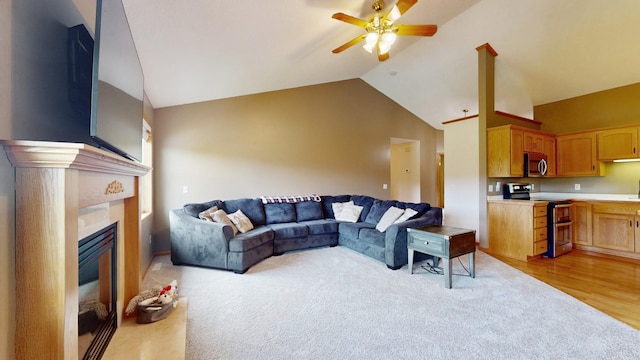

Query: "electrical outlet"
<box><xmin>496</xmin><ymin>181</ymin><xmax>501</xmax><ymax>190</ymax></box>
<box><xmin>182</xmin><ymin>185</ymin><xmax>188</xmax><ymax>193</ymax></box>
<box><xmin>489</xmin><ymin>184</ymin><xmax>494</xmax><ymax>192</ymax></box>
<box><xmin>382</xmin><ymin>183</ymin><xmax>388</xmax><ymax>190</ymax></box>
<box><xmin>575</xmin><ymin>184</ymin><xmax>581</xmax><ymax>191</ymax></box>
<box><xmin>531</xmin><ymin>184</ymin><xmax>535</xmax><ymax>190</ymax></box>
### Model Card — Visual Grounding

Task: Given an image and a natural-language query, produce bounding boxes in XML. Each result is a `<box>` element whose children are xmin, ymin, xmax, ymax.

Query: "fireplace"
<box><xmin>1</xmin><ymin>140</ymin><xmax>150</xmax><ymax>360</ymax></box>
<box><xmin>78</xmin><ymin>223</ymin><xmax>118</xmax><ymax>360</ymax></box>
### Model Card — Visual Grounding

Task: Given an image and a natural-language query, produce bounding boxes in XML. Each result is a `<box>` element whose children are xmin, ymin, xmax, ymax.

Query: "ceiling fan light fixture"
<box><xmin>388</xmin><ymin>6</ymin><xmax>402</xmax><ymax>22</ymax></box>
<box><xmin>363</xmin><ymin>33</ymin><xmax>379</xmax><ymax>53</ymax></box>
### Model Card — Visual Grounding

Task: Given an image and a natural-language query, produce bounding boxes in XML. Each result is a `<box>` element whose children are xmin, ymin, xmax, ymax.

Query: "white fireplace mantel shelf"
<box><xmin>2</xmin><ymin>140</ymin><xmax>151</xmax><ymax>360</ymax></box>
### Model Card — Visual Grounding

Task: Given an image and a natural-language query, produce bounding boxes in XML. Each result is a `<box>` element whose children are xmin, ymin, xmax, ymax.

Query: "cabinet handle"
<box><xmin>637</xmin><ymin>220</ymin><xmax>638</xmax><ymax>228</ymax></box>
<box><xmin>631</xmin><ymin>220</ymin><xmax>633</xmax><ymax>227</ymax></box>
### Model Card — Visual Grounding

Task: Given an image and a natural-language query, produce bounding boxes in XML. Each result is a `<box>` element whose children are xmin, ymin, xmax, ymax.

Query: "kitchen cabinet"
<box><xmin>523</xmin><ymin>130</ymin><xmax>544</xmax><ymax>154</ymax></box>
<box><xmin>597</xmin><ymin>126</ymin><xmax>639</xmax><ymax>160</ymax></box>
<box><xmin>556</xmin><ymin>132</ymin><xmax>605</xmax><ymax>176</ymax></box>
<box><xmin>592</xmin><ymin>202</ymin><xmax>640</xmax><ymax>253</ymax></box>
<box><xmin>488</xmin><ymin>201</ymin><xmax>548</xmax><ymax>261</ymax></box>
<box><xmin>487</xmin><ymin>126</ymin><xmax>524</xmax><ymax>177</ymax></box>
<box><xmin>572</xmin><ymin>201</ymin><xmax>592</xmax><ymax>246</ymax></box>
<box><xmin>543</xmin><ymin>135</ymin><xmax>556</xmax><ymax>177</ymax></box>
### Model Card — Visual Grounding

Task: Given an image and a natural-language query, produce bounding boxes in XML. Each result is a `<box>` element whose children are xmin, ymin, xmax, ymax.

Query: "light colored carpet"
<box><xmin>142</xmin><ymin>246</ymin><xmax>640</xmax><ymax>359</ymax></box>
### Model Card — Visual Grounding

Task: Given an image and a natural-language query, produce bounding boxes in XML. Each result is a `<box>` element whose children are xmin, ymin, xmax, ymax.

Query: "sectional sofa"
<box><xmin>169</xmin><ymin>194</ymin><xmax>442</xmax><ymax>273</ymax></box>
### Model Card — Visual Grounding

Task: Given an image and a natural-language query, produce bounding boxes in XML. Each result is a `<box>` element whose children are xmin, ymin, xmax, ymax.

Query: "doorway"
<box><xmin>390</xmin><ymin>138</ymin><xmax>420</xmax><ymax>202</ymax></box>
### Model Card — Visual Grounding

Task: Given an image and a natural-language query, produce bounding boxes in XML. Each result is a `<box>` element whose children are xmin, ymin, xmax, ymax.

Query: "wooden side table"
<box><xmin>407</xmin><ymin>225</ymin><xmax>476</xmax><ymax>288</ymax></box>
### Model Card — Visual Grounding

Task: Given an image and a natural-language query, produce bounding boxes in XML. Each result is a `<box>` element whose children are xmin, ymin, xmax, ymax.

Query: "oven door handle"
<box><xmin>554</xmin><ymin>204</ymin><xmax>573</xmax><ymax>209</ymax></box>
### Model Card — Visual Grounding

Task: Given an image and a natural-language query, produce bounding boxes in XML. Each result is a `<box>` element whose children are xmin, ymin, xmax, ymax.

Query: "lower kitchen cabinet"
<box><xmin>488</xmin><ymin>201</ymin><xmax>547</xmax><ymax>261</ymax></box>
<box><xmin>592</xmin><ymin>202</ymin><xmax>640</xmax><ymax>253</ymax></box>
<box><xmin>572</xmin><ymin>201</ymin><xmax>592</xmax><ymax>246</ymax></box>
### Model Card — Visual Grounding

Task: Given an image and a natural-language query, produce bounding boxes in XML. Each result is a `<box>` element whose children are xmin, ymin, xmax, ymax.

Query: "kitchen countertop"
<box><xmin>488</xmin><ymin>192</ymin><xmax>640</xmax><ymax>202</ymax></box>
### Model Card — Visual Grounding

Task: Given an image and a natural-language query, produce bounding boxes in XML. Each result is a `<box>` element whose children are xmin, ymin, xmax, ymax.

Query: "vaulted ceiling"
<box><xmin>121</xmin><ymin>0</ymin><xmax>640</xmax><ymax>129</ymax></box>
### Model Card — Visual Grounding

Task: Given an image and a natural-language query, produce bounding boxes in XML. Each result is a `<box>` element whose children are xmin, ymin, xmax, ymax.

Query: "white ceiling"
<box><xmin>121</xmin><ymin>0</ymin><xmax>640</xmax><ymax>130</ymax></box>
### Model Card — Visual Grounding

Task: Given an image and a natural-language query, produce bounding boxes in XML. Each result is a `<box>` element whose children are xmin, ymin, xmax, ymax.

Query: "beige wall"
<box><xmin>152</xmin><ymin>79</ymin><xmax>440</xmax><ymax>251</ymax></box>
<box><xmin>1</xmin><ymin>0</ymin><xmax>14</xmax><ymax>356</ymax></box>
<box><xmin>535</xmin><ymin>82</ymin><xmax>640</xmax><ymax>134</ymax></box>
<box><xmin>534</xmin><ymin>82</ymin><xmax>640</xmax><ymax>194</ymax></box>
<box><xmin>390</xmin><ymin>140</ymin><xmax>421</xmax><ymax>202</ymax></box>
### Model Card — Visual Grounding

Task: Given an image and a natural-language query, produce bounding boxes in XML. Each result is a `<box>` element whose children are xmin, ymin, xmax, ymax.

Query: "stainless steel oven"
<box><xmin>543</xmin><ymin>200</ymin><xmax>573</xmax><ymax>258</ymax></box>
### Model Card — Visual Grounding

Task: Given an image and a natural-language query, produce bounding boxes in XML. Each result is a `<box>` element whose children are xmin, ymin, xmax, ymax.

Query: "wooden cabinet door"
<box><xmin>556</xmin><ymin>132</ymin><xmax>603</xmax><ymax>176</ymax></box>
<box><xmin>523</xmin><ymin>131</ymin><xmax>544</xmax><ymax>154</ymax></box>
<box><xmin>597</xmin><ymin>127</ymin><xmax>638</xmax><ymax>160</ymax></box>
<box><xmin>635</xmin><ymin>216</ymin><xmax>640</xmax><ymax>254</ymax></box>
<box><xmin>543</xmin><ymin>135</ymin><xmax>556</xmax><ymax>177</ymax></box>
<box><xmin>572</xmin><ymin>201</ymin><xmax>592</xmax><ymax>246</ymax></box>
<box><xmin>592</xmin><ymin>212</ymin><xmax>635</xmax><ymax>252</ymax></box>
<box><xmin>487</xmin><ymin>126</ymin><xmax>523</xmax><ymax>177</ymax></box>
<box><xmin>510</xmin><ymin>129</ymin><xmax>524</xmax><ymax>177</ymax></box>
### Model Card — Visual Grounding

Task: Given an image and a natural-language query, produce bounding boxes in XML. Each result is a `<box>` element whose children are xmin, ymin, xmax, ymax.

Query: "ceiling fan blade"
<box><xmin>332</xmin><ymin>34</ymin><xmax>367</xmax><ymax>54</ymax></box>
<box><xmin>395</xmin><ymin>24</ymin><xmax>438</xmax><ymax>36</ymax></box>
<box><xmin>331</xmin><ymin>12</ymin><xmax>369</xmax><ymax>27</ymax></box>
<box><xmin>395</xmin><ymin>0</ymin><xmax>418</xmax><ymax>16</ymax></box>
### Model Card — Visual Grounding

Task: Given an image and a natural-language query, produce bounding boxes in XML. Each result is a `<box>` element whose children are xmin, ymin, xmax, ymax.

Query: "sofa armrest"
<box><xmin>169</xmin><ymin>209</ymin><xmax>235</xmax><ymax>268</ymax></box>
<box><xmin>383</xmin><ymin>207</ymin><xmax>443</xmax><ymax>268</ymax></box>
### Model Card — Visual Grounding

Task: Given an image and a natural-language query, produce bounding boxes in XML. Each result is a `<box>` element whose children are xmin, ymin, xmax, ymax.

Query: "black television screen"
<box><xmin>90</xmin><ymin>0</ymin><xmax>143</xmax><ymax>162</ymax></box>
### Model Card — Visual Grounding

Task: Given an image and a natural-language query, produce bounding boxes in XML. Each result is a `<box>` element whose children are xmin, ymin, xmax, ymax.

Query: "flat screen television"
<box><xmin>89</xmin><ymin>0</ymin><xmax>143</xmax><ymax>162</ymax></box>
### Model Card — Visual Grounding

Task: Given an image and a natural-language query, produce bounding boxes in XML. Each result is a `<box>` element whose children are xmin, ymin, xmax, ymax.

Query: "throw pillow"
<box><xmin>331</xmin><ymin>201</ymin><xmax>352</xmax><ymax>219</ymax></box>
<box><xmin>335</xmin><ymin>202</ymin><xmax>363</xmax><ymax>223</ymax></box>
<box><xmin>198</xmin><ymin>205</ymin><xmax>219</xmax><ymax>222</ymax></box>
<box><xmin>394</xmin><ymin>208</ymin><xmax>418</xmax><ymax>224</ymax></box>
<box><xmin>376</xmin><ymin>206</ymin><xmax>404</xmax><ymax>232</ymax></box>
<box><xmin>211</xmin><ymin>209</ymin><xmax>238</xmax><ymax>235</ymax></box>
<box><xmin>228</xmin><ymin>210</ymin><xmax>254</xmax><ymax>234</ymax></box>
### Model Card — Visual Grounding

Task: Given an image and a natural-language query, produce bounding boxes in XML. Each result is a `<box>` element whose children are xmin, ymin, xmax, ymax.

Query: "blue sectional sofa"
<box><xmin>169</xmin><ymin>195</ymin><xmax>442</xmax><ymax>273</ymax></box>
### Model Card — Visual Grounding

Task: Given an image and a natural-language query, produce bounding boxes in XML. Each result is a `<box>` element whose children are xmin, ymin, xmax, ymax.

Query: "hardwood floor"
<box><xmin>486</xmin><ymin>249</ymin><xmax>640</xmax><ymax>330</ymax></box>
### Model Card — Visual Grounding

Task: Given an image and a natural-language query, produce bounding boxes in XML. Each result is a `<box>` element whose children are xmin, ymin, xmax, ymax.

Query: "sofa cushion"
<box><xmin>365</xmin><ymin>200</ymin><xmax>398</xmax><ymax>225</ymax></box>
<box><xmin>321</xmin><ymin>195</ymin><xmax>351</xmax><ymax>219</ymax></box>
<box><xmin>183</xmin><ymin>200</ymin><xmax>224</xmax><ymax>218</ymax></box>
<box><xmin>358</xmin><ymin>228</ymin><xmax>386</xmax><ymax>247</ymax></box>
<box><xmin>338</xmin><ymin>222</ymin><xmax>376</xmax><ymax>239</ymax></box>
<box><xmin>223</xmin><ymin>198</ymin><xmax>266</xmax><ymax>226</ymax></box>
<box><xmin>396</xmin><ymin>201</ymin><xmax>431</xmax><ymax>217</ymax></box>
<box><xmin>350</xmin><ymin>195</ymin><xmax>375</xmax><ymax>222</ymax></box>
<box><xmin>266</xmin><ymin>223</ymin><xmax>309</xmax><ymax>240</ymax></box>
<box><xmin>265</xmin><ymin>203</ymin><xmax>297</xmax><ymax>224</ymax></box>
<box><xmin>295</xmin><ymin>201</ymin><xmax>324</xmax><ymax>221</ymax></box>
<box><xmin>300</xmin><ymin>219</ymin><xmax>339</xmax><ymax>235</ymax></box>
<box><xmin>228</xmin><ymin>226</ymin><xmax>274</xmax><ymax>252</ymax></box>
<box><xmin>375</xmin><ymin>206</ymin><xmax>404</xmax><ymax>232</ymax></box>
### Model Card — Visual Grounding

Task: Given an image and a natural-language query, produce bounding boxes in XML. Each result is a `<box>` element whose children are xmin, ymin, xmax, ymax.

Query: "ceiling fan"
<box><xmin>331</xmin><ymin>0</ymin><xmax>437</xmax><ymax>61</ymax></box>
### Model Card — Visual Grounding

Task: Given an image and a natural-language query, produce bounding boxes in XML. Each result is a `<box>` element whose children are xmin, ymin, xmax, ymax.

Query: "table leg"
<box><xmin>469</xmin><ymin>251</ymin><xmax>475</xmax><ymax>278</ymax></box>
<box><xmin>408</xmin><ymin>249</ymin><xmax>414</xmax><ymax>274</ymax></box>
<box><xmin>443</xmin><ymin>257</ymin><xmax>452</xmax><ymax>289</ymax></box>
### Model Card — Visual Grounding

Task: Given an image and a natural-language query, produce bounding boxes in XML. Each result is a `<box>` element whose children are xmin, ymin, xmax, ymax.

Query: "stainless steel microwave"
<box><xmin>524</xmin><ymin>153</ymin><xmax>548</xmax><ymax>177</ymax></box>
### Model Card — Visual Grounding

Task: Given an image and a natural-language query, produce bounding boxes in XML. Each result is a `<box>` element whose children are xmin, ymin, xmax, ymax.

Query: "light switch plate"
<box><xmin>574</xmin><ymin>184</ymin><xmax>581</xmax><ymax>190</ymax></box>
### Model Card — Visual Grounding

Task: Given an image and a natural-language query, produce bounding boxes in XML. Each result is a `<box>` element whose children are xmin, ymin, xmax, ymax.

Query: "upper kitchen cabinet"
<box><xmin>543</xmin><ymin>135</ymin><xmax>556</xmax><ymax>176</ymax></box>
<box><xmin>556</xmin><ymin>131</ymin><xmax>605</xmax><ymax>176</ymax></box>
<box><xmin>597</xmin><ymin>126</ymin><xmax>639</xmax><ymax>160</ymax></box>
<box><xmin>487</xmin><ymin>125</ymin><xmax>523</xmax><ymax>177</ymax></box>
<box><xmin>523</xmin><ymin>130</ymin><xmax>544</xmax><ymax>154</ymax></box>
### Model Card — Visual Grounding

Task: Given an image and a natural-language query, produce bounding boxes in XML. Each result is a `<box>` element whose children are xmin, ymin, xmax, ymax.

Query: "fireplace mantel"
<box><xmin>1</xmin><ymin>140</ymin><xmax>151</xmax><ymax>360</ymax></box>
